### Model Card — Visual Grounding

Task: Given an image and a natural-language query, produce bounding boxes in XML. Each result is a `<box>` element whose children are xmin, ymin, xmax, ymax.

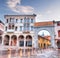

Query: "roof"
<box><xmin>0</xmin><ymin>20</ymin><xmax>4</xmax><ymax>25</ymax></box>
<box><xmin>34</xmin><ymin>21</ymin><xmax>54</xmax><ymax>27</ymax></box>
<box><xmin>4</xmin><ymin>14</ymin><xmax>36</xmax><ymax>18</ymax></box>
<box><xmin>38</xmin><ymin>35</ymin><xmax>50</xmax><ymax>41</ymax></box>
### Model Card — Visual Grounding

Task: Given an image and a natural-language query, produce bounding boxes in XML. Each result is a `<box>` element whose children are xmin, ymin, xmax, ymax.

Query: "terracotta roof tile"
<box><xmin>34</xmin><ymin>21</ymin><xmax>54</xmax><ymax>27</ymax></box>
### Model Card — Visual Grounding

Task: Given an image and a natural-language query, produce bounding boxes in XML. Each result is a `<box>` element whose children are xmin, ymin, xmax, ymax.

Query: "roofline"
<box><xmin>0</xmin><ymin>20</ymin><xmax>4</xmax><ymax>25</ymax></box>
<box><xmin>4</xmin><ymin>14</ymin><xmax>36</xmax><ymax>18</ymax></box>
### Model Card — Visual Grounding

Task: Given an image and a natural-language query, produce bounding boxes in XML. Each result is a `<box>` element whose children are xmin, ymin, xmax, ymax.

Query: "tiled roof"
<box><xmin>38</xmin><ymin>35</ymin><xmax>50</xmax><ymax>41</ymax></box>
<box><xmin>34</xmin><ymin>21</ymin><xmax>54</xmax><ymax>27</ymax></box>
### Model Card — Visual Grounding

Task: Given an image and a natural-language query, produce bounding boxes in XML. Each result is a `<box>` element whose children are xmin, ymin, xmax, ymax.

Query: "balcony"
<box><xmin>7</xmin><ymin>29</ymin><xmax>14</xmax><ymax>33</ymax></box>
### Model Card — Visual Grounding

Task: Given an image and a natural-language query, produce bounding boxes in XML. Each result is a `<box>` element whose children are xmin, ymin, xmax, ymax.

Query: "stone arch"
<box><xmin>26</xmin><ymin>35</ymin><xmax>32</xmax><ymax>47</ymax></box>
<box><xmin>38</xmin><ymin>29</ymin><xmax>50</xmax><ymax>36</ymax></box>
<box><xmin>18</xmin><ymin>35</ymin><xmax>24</xmax><ymax>47</ymax></box>
<box><xmin>11</xmin><ymin>35</ymin><xmax>17</xmax><ymax>46</ymax></box>
<box><xmin>4</xmin><ymin>35</ymin><xmax>10</xmax><ymax>45</ymax></box>
<box><xmin>34</xmin><ymin>26</ymin><xmax>56</xmax><ymax>48</ymax></box>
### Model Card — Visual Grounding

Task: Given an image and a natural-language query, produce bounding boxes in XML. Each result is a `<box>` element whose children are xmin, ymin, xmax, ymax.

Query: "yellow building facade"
<box><xmin>38</xmin><ymin>36</ymin><xmax>51</xmax><ymax>49</ymax></box>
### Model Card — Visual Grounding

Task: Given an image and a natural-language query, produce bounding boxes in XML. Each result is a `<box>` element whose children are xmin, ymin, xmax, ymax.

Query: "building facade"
<box><xmin>54</xmin><ymin>21</ymin><xmax>60</xmax><ymax>48</ymax></box>
<box><xmin>0</xmin><ymin>20</ymin><xmax>4</xmax><ymax>45</ymax></box>
<box><xmin>2</xmin><ymin>14</ymin><xmax>36</xmax><ymax>55</ymax></box>
<box><xmin>38</xmin><ymin>35</ymin><xmax>51</xmax><ymax>49</ymax></box>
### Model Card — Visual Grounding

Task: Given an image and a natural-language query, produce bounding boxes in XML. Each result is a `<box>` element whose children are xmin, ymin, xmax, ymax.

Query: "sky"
<box><xmin>0</xmin><ymin>0</ymin><xmax>60</xmax><ymax>23</ymax></box>
<box><xmin>38</xmin><ymin>30</ymin><xmax>50</xmax><ymax>36</ymax></box>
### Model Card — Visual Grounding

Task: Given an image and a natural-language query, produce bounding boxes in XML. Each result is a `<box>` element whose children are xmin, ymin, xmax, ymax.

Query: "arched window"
<box><xmin>4</xmin><ymin>35</ymin><xmax>10</xmax><ymax>45</ymax></box>
<box><xmin>18</xmin><ymin>35</ymin><xmax>24</xmax><ymax>47</ymax></box>
<box><xmin>58</xmin><ymin>30</ymin><xmax>60</xmax><ymax>37</ymax></box>
<box><xmin>11</xmin><ymin>35</ymin><xmax>17</xmax><ymax>46</ymax></box>
<box><xmin>26</xmin><ymin>35</ymin><xmax>32</xmax><ymax>47</ymax></box>
<box><xmin>0</xmin><ymin>36</ymin><xmax>2</xmax><ymax>45</ymax></box>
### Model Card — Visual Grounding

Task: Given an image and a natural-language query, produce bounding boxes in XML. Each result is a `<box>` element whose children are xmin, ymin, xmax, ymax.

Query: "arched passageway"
<box><xmin>4</xmin><ymin>35</ymin><xmax>10</xmax><ymax>45</ymax></box>
<box><xmin>11</xmin><ymin>35</ymin><xmax>17</xmax><ymax>46</ymax></box>
<box><xmin>38</xmin><ymin>30</ymin><xmax>51</xmax><ymax>49</ymax></box>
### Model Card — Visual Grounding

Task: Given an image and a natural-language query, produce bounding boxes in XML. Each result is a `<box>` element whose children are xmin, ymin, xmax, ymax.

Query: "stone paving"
<box><xmin>0</xmin><ymin>49</ymin><xmax>60</xmax><ymax>58</ymax></box>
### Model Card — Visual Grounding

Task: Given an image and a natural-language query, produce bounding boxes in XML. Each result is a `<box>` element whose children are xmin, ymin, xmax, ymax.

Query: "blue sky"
<box><xmin>0</xmin><ymin>0</ymin><xmax>60</xmax><ymax>23</ymax></box>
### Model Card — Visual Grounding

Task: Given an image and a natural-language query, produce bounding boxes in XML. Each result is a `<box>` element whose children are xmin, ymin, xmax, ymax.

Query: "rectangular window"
<box><xmin>26</xmin><ymin>41</ymin><xmax>32</xmax><ymax>47</ymax></box>
<box><xmin>20</xmin><ymin>26</ymin><xmax>22</xmax><ymax>31</ymax></box>
<box><xmin>6</xmin><ymin>19</ymin><xmax>8</xmax><ymax>23</ymax></box>
<box><xmin>16</xmin><ymin>19</ymin><xmax>18</xmax><ymax>23</ymax></box>
<box><xmin>5</xmin><ymin>27</ymin><xmax>7</xmax><ymax>31</ymax></box>
<box><xmin>20</xmin><ymin>19</ymin><xmax>23</xmax><ymax>23</ymax></box>
<box><xmin>15</xmin><ymin>27</ymin><xmax>17</xmax><ymax>31</ymax></box>
<box><xmin>31</xmin><ymin>26</ymin><xmax>34</xmax><ymax>31</ymax></box>
<box><xmin>10</xmin><ymin>18</ymin><xmax>14</xmax><ymax>23</ymax></box>
<box><xmin>31</xmin><ymin>19</ymin><xmax>34</xmax><ymax>23</ymax></box>
<box><xmin>57</xmin><ymin>22</ymin><xmax>60</xmax><ymax>26</ymax></box>
<box><xmin>19</xmin><ymin>41</ymin><xmax>24</xmax><ymax>47</ymax></box>
<box><xmin>24</xmin><ymin>19</ymin><xmax>26</xmax><ymax>23</ymax></box>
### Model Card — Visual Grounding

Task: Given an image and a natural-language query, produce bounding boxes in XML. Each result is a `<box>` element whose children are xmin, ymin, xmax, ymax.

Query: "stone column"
<box><xmin>51</xmin><ymin>35</ymin><xmax>56</xmax><ymax>48</ymax></box>
<box><xmin>34</xmin><ymin>30</ymin><xmax>38</xmax><ymax>49</ymax></box>
<box><xmin>9</xmin><ymin>36</ymin><xmax>11</xmax><ymax>46</ymax></box>
<box><xmin>17</xmin><ymin>36</ymin><xmax>19</xmax><ymax>47</ymax></box>
<box><xmin>24</xmin><ymin>36</ymin><xmax>26</xmax><ymax>56</ymax></box>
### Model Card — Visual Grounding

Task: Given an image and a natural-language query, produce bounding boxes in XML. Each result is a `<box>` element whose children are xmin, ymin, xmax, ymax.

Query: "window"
<box><xmin>57</xmin><ymin>22</ymin><xmax>60</xmax><ymax>26</ymax></box>
<box><xmin>9</xmin><ymin>24</ymin><xmax>11</xmax><ymax>29</ymax></box>
<box><xmin>31</xmin><ymin>26</ymin><xmax>34</xmax><ymax>31</ymax></box>
<box><xmin>12</xmin><ymin>25</ymin><xmax>14</xmax><ymax>29</ymax></box>
<box><xmin>24</xmin><ymin>18</ymin><xmax>26</xmax><ymax>23</ymax></box>
<box><xmin>10</xmin><ymin>18</ymin><xmax>14</xmax><ymax>23</ymax></box>
<box><xmin>5</xmin><ymin>27</ymin><xmax>7</xmax><ymax>31</ymax></box>
<box><xmin>16</xmin><ymin>19</ymin><xmax>18</xmax><ymax>23</ymax></box>
<box><xmin>31</xmin><ymin>19</ymin><xmax>34</xmax><ymax>23</ymax></box>
<box><xmin>9</xmin><ymin>24</ymin><xmax>14</xmax><ymax>29</ymax></box>
<box><xmin>10</xmin><ymin>18</ymin><xmax>11</xmax><ymax>22</ymax></box>
<box><xmin>24</xmin><ymin>18</ymin><xmax>30</xmax><ymax>23</ymax></box>
<box><xmin>20</xmin><ymin>19</ymin><xmax>23</xmax><ymax>23</ymax></box>
<box><xmin>24</xmin><ymin>23</ymin><xmax>30</xmax><ymax>31</ymax></box>
<box><xmin>26</xmin><ymin>41</ymin><xmax>32</xmax><ymax>47</ymax></box>
<box><xmin>19</xmin><ymin>41</ymin><xmax>24</xmax><ymax>46</ymax></box>
<box><xmin>6</xmin><ymin>19</ymin><xmax>8</xmax><ymax>23</ymax></box>
<box><xmin>58</xmin><ymin>30</ymin><xmax>60</xmax><ymax>37</ymax></box>
<box><xmin>15</xmin><ymin>27</ymin><xmax>17</xmax><ymax>31</ymax></box>
<box><xmin>26</xmin><ymin>18</ymin><xmax>30</xmax><ymax>23</ymax></box>
<box><xmin>20</xmin><ymin>26</ymin><xmax>22</xmax><ymax>31</ymax></box>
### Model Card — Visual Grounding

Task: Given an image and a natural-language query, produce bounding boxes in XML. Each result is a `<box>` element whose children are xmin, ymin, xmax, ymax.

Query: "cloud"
<box><xmin>46</xmin><ymin>10</ymin><xmax>52</xmax><ymax>14</ymax></box>
<box><xmin>7</xmin><ymin>0</ymin><xmax>34</xmax><ymax>14</ymax></box>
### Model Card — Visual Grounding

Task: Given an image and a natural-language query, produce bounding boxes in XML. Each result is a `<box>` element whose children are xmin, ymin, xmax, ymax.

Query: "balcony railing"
<box><xmin>7</xmin><ymin>29</ymin><xmax>14</xmax><ymax>32</ymax></box>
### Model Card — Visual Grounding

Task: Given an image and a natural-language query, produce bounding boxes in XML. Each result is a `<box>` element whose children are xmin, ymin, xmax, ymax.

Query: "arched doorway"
<box><xmin>4</xmin><ymin>35</ymin><xmax>10</xmax><ymax>45</ymax></box>
<box><xmin>0</xmin><ymin>36</ymin><xmax>2</xmax><ymax>45</ymax></box>
<box><xmin>11</xmin><ymin>35</ymin><xmax>17</xmax><ymax>46</ymax></box>
<box><xmin>18</xmin><ymin>35</ymin><xmax>24</xmax><ymax>47</ymax></box>
<box><xmin>38</xmin><ymin>30</ymin><xmax>51</xmax><ymax>49</ymax></box>
<box><xmin>57</xmin><ymin>40</ymin><xmax>60</xmax><ymax>49</ymax></box>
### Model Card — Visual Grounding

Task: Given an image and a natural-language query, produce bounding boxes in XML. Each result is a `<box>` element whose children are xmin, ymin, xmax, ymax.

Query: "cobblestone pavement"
<box><xmin>0</xmin><ymin>49</ymin><xmax>60</xmax><ymax>58</ymax></box>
